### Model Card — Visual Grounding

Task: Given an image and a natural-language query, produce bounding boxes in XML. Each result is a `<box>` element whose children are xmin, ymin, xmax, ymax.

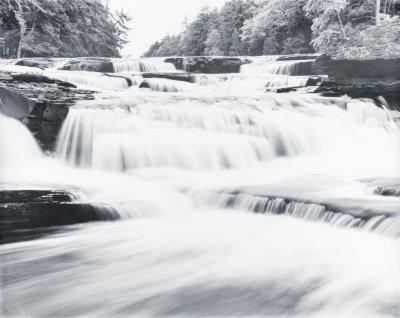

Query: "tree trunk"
<box><xmin>8</xmin><ymin>0</ymin><xmax>27</xmax><ymax>58</ymax></box>
<box><xmin>376</xmin><ymin>0</ymin><xmax>381</xmax><ymax>25</ymax></box>
<box><xmin>17</xmin><ymin>24</ymin><xmax>26</xmax><ymax>58</ymax></box>
<box><xmin>336</xmin><ymin>10</ymin><xmax>347</xmax><ymax>40</ymax></box>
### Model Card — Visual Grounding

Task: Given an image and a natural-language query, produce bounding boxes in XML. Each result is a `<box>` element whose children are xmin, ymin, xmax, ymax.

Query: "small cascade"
<box><xmin>57</xmin><ymin>108</ymin><xmax>274</xmax><ymax>170</ymax></box>
<box><xmin>194</xmin><ymin>74</ymin><xmax>311</xmax><ymax>92</ymax></box>
<box><xmin>112</xmin><ymin>58</ymin><xmax>176</xmax><ymax>73</ymax></box>
<box><xmin>190</xmin><ymin>190</ymin><xmax>400</xmax><ymax>239</ymax></box>
<box><xmin>346</xmin><ymin>99</ymin><xmax>398</xmax><ymax>129</ymax></box>
<box><xmin>241</xmin><ymin>56</ymin><xmax>314</xmax><ymax>76</ymax></box>
<box><xmin>56</xmin><ymin>108</ymin><xmax>144</xmax><ymax>167</ymax></box>
<box><xmin>239</xmin><ymin>56</ymin><xmax>316</xmax><ymax>89</ymax></box>
<box><xmin>0</xmin><ymin>114</ymin><xmax>42</xmax><ymax>175</ymax></box>
<box><xmin>142</xmin><ymin>78</ymin><xmax>194</xmax><ymax>92</ymax></box>
<box><xmin>91</xmin><ymin>130</ymin><xmax>273</xmax><ymax>171</ymax></box>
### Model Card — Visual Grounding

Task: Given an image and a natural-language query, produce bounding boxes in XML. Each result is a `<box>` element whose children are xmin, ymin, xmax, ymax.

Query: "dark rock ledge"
<box><xmin>277</xmin><ymin>55</ymin><xmax>400</xmax><ymax>103</ymax></box>
<box><xmin>0</xmin><ymin>190</ymin><xmax>120</xmax><ymax>244</ymax></box>
<box><xmin>0</xmin><ymin>72</ymin><xmax>95</xmax><ymax>151</ymax></box>
<box><xmin>165</xmin><ymin>56</ymin><xmax>251</xmax><ymax>74</ymax></box>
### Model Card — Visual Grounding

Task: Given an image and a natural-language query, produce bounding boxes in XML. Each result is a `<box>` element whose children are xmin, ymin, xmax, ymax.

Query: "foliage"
<box><xmin>0</xmin><ymin>0</ymin><xmax>130</xmax><ymax>58</ymax></box>
<box><xmin>144</xmin><ymin>0</ymin><xmax>400</xmax><ymax>58</ymax></box>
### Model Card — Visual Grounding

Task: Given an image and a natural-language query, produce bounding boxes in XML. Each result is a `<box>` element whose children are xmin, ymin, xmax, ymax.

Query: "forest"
<box><xmin>0</xmin><ymin>0</ymin><xmax>129</xmax><ymax>58</ymax></box>
<box><xmin>144</xmin><ymin>0</ymin><xmax>400</xmax><ymax>58</ymax></box>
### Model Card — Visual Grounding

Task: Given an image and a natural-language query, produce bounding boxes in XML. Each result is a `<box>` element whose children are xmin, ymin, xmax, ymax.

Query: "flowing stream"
<box><xmin>1</xmin><ymin>57</ymin><xmax>400</xmax><ymax>317</ymax></box>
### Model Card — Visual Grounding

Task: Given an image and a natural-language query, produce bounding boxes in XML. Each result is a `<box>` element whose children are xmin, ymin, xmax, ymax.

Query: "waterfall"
<box><xmin>56</xmin><ymin>94</ymin><xmax>399</xmax><ymax>172</ymax></box>
<box><xmin>2</xmin><ymin>54</ymin><xmax>400</xmax><ymax>318</ymax></box>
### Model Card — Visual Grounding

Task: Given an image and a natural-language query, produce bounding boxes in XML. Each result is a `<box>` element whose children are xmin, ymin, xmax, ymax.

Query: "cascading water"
<box><xmin>1</xmin><ymin>56</ymin><xmax>400</xmax><ymax>318</ymax></box>
<box><xmin>112</xmin><ymin>58</ymin><xmax>177</xmax><ymax>73</ymax></box>
<box><xmin>0</xmin><ymin>114</ymin><xmax>42</xmax><ymax>175</ymax></box>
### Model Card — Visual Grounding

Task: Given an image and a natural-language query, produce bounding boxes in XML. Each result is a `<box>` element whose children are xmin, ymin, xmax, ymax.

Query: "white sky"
<box><xmin>109</xmin><ymin>0</ymin><xmax>227</xmax><ymax>57</ymax></box>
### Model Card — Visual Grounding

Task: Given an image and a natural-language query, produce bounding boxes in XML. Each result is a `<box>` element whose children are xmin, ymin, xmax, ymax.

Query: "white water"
<box><xmin>112</xmin><ymin>58</ymin><xmax>177</xmax><ymax>73</ymax></box>
<box><xmin>1</xmin><ymin>56</ymin><xmax>400</xmax><ymax>317</ymax></box>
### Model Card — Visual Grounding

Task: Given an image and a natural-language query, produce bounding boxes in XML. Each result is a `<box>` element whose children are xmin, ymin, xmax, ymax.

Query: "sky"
<box><xmin>109</xmin><ymin>0</ymin><xmax>227</xmax><ymax>57</ymax></box>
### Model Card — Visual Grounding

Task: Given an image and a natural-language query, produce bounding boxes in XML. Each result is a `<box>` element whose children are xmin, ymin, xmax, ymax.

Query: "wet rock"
<box><xmin>15</xmin><ymin>58</ymin><xmax>62</xmax><ymax>69</ymax></box>
<box><xmin>310</xmin><ymin>55</ymin><xmax>400</xmax><ymax>98</ymax></box>
<box><xmin>141</xmin><ymin>72</ymin><xmax>195</xmax><ymax>83</ymax></box>
<box><xmin>312</xmin><ymin>55</ymin><xmax>400</xmax><ymax>82</ymax></box>
<box><xmin>139</xmin><ymin>80</ymin><xmax>151</xmax><ymax>89</ymax></box>
<box><xmin>60</xmin><ymin>57</ymin><xmax>114</xmax><ymax>73</ymax></box>
<box><xmin>265</xmin><ymin>76</ymin><xmax>323</xmax><ymax>93</ymax></box>
<box><xmin>313</xmin><ymin>79</ymin><xmax>400</xmax><ymax>98</ymax></box>
<box><xmin>165</xmin><ymin>57</ymin><xmax>251</xmax><ymax>74</ymax></box>
<box><xmin>0</xmin><ymin>71</ymin><xmax>95</xmax><ymax>150</ymax></box>
<box><xmin>104</xmin><ymin>73</ymin><xmax>134</xmax><ymax>87</ymax></box>
<box><xmin>0</xmin><ymin>189</ymin><xmax>120</xmax><ymax>244</ymax></box>
<box><xmin>276</xmin><ymin>54</ymin><xmax>320</xmax><ymax>61</ymax></box>
<box><xmin>11</xmin><ymin>73</ymin><xmax>75</xmax><ymax>87</ymax></box>
<box><xmin>0</xmin><ymin>86</ymin><xmax>34</xmax><ymax>119</ymax></box>
<box><xmin>0</xmin><ymin>190</ymin><xmax>76</xmax><ymax>203</ymax></box>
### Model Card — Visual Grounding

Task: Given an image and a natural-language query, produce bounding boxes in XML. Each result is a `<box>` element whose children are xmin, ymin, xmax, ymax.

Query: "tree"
<box><xmin>305</xmin><ymin>0</ymin><xmax>350</xmax><ymax>39</ymax></box>
<box><xmin>0</xmin><ymin>0</ymin><xmax>130</xmax><ymax>58</ymax></box>
<box><xmin>4</xmin><ymin>0</ymin><xmax>51</xmax><ymax>58</ymax></box>
<box><xmin>204</xmin><ymin>29</ymin><xmax>224</xmax><ymax>55</ymax></box>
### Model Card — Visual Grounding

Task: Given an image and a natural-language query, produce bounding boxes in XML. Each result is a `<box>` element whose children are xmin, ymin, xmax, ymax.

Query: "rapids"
<box><xmin>1</xmin><ymin>56</ymin><xmax>400</xmax><ymax>318</ymax></box>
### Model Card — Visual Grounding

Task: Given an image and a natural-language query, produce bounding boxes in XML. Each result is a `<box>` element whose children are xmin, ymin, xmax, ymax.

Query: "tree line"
<box><xmin>0</xmin><ymin>0</ymin><xmax>130</xmax><ymax>58</ymax></box>
<box><xmin>144</xmin><ymin>0</ymin><xmax>400</xmax><ymax>58</ymax></box>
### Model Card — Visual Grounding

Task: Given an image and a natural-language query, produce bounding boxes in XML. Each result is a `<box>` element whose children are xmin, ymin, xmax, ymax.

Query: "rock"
<box><xmin>0</xmin><ymin>86</ymin><xmax>34</xmax><ymax>119</ymax></box>
<box><xmin>139</xmin><ymin>80</ymin><xmax>151</xmax><ymax>89</ymax></box>
<box><xmin>0</xmin><ymin>189</ymin><xmax>120</xmax><ymax>244</ymax></box>
<box><xmin>283</xmin><ymin>55</ymin><xmax>400</xmax><ymax>99</ymax></box>
<box><xmin>14</xmin><ymin>58</ymin><xmax>62</xmax><ymax>69</ymax></box>
<box><xmin>0</xmin><ymin>190</ymin><xmax>77</xmax><ymax>204</ymax></box>
<box><xmin>165</xmin><ymin>57</ymin><xmax>251</xmax><ymax>74</ymax></box>
<box><xmin>60</xmin><ymin>57</ymin><xmax>115</xmax><ymax>73</ymax></box>
<box><xmin>284</xmin><ymin>61</ymin><xmax>315</xmax><ymax>76</ymax></box>
<box><xmin>0</xmin><ymin>72</ymin><xmax>95</xmax><ymax>150</ymax></box>
<box><xmin>265</xmin><ymin>76</ymin><xmax>323</xmax><ymax>93</ymax></box>
<box><xmin>104</xmin><ymin>73</ymin><xmax>134</xmax><ymax>87</ymax></box>
<box><xmin>312</xmin><ymin>55</ymin><xmax>400</xmax><ymax>82</ymax></box>
<box><xmin>314</xmin><ymin>79</ymin><xmax>400</xmax><ymax>98</ymax></box>
<box><xmin>276</xmin><ymin>54</ymin><xmax>320</xmax><ymax>61</ymax></box>
<box><xmin>11</xmin><ymin>73</ymin><xmax>76</xmax><ymax>87</ymax></box>
<box><xmin>141</xmin><ymin>72</ymin><xmax>195</xmax><ymax>83</ymax></box>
